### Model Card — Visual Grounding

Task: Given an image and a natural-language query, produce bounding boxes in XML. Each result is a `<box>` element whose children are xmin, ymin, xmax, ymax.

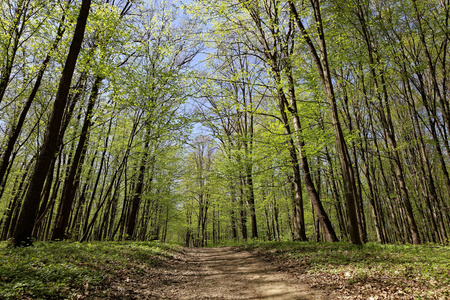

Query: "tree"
<box><xmin>51</xmin><ymin>1</ymin><xmax>133</xmax><ymax>241</ymax></box>
<box><xmin>13</xmin><ymin>0</ymin><xmax>92</xmax><ymax>247</ymax></box>
<box><xmin>288</xmin><ymin>0</ymin><xmax>364</xmax><ymax>244</ymax></box>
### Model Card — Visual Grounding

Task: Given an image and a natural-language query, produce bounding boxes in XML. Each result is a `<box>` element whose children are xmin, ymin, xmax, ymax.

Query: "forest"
<box><xmin>0</xmin><ymin>0</ymin><xmax>449</xmax><ymax>249</ymax></box>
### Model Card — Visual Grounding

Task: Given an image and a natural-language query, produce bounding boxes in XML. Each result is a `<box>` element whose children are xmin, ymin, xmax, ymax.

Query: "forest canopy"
<box><xmin>0</xmin><ymin>0</ymin><xmax>449</xmax><ymax>247</ymax></box>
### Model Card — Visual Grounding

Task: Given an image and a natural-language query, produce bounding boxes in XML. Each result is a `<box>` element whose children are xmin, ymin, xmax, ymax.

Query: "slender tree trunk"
<box><xmin>0</xmin><ymin>0</ymin><xmax>27</xmax><ymax>105</ymax></box>
<box><xmin>355</xmin><ymin>2</ymin><xmax>420</xmax><ymax>244</ymax></box>
<box><xmin>324</xmin><ymin>148</ymin><xmax>348</xmax><ymax>240</ymax></box>
<box><xmin>288</xmin><ymin>0</ymin><xmax>363</xmax><ymax>244</ymax></box>
<box><xmin>340</xmin><ymin>79</ymin><xmax>367</xmax><ymax>242</ymax></box>
<box><xmin>239</xmin><ymin>177</ymin><xmax>247</xmax><ymax>240</ymax></box>
<box><xmin>412</xmin><ymin>0</ymin><xmax>450</xmax><ymax>137</ymax></box>
<box><xmin>185</xmin><ymin>211</ymin><xmax>193</xmax><ymax>247</ymax></box>
<box><xmin>262</xmin><ymin>49</ymin><xmax>335</xmax><ymax>241</ymax></box>
<box><xmin>33</xmin><ymin>154</ymin><xmax>61</xmax><ymax>238</ymax></box>
<box><xmin>246</xmin><ymin>168</ymin><xmax>258</xmax><ymax>239</ymax></box>
<box><xmin>0</xmin><ymin>16</ymin><xmax>66</xmax><ymax>193</ymax></box>
<box><xmin>264</xmin><ymin>204</ymin><xmax>272</xmax><ymax>241</ymax></box>
<box><xmin>269</xmin><ymin>194</ymin><xmax>279</xmax><ymax>242</ymax></box>
<box><xmin>51</xmin><ymin>77</ymin><xmax>102</xmax><ymax>240</ymax></box>
<box><xmin>137</xmin><ymin>169</ymin><xmax>154</xmax><ymax>241</ymax></box>
<box><xmin>81</xmin><ymin>115</ymin><xmax>138</xmax><ymax>242</ymax></box>
<box><xmin>1</xmin><ymin>160</ymin><xmax>30</xmax><ymax>240</ymax></box>
<box><xmin>284</xmin><ymin>71</ymin><xmax>338</xmax><ymax>242</ymax></box>
<box><xmin>361</xmin><ymin>66</ymin><xmax>401</xmax><ymax>243</ymax></box>
<box><xmin>13</xmin><ymin>0</ymin><xmax>91</xmax><ymax>247</ymax></box>
<box><xmin>125</xmin><ymin>139</ymin><xmax>151</xmax><ymax>239</ymax></box>
<box><xmin>230</xmin><ymin>184</ymin><xmax>238</xmax><ymax>240</ymax></box>
<box><xmin>81</xmin><ymin>152</ymin><xmax>129</xmax><ymax>242</ymax></box>
<box><xmin>290</xmin><ymin>179</ymin><xmax>306</xmax><ymax>241</ymax></box>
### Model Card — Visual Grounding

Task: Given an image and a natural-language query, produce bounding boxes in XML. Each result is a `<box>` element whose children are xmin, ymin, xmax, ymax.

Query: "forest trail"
<box><xmin>106</xmin><ymin>247</ymin><xmax>327</xmax><ymax>299</ymax></box>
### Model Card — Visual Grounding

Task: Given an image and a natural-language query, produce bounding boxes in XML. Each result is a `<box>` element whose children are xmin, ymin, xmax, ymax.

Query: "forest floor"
<box><xmin>100</xmin><ymin>244</ymin><xmax>450</xmax><ymax>300</ymax></box>
<box><xmin>1</xmin><ymin>241</ymin><xmax>449</xmax><ymax>299</ymax></box>
<box><xmin>105</xmin><ymin>246</ymin><xmax>326</xmax><ymax>299</ymax></box>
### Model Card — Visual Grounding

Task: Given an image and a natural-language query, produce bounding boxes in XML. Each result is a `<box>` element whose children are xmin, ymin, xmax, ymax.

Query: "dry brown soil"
<box><xmin>99</xmin><ymin>247</ymin><xmax>328</xmax><ymax>299</ymax></box>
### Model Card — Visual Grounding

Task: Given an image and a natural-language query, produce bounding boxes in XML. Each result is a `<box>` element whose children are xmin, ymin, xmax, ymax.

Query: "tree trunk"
<box><xmin>284</xmin><ymin>70</ymin><xmax>338</xmax><ymax>242</ymax></box>
<box><xmin>246</xmin><ymin>167</ymin><xmax>258</xmax><ymax>239</ymax></box>
<box><xmin>125</xmin><ymin>139</ymin><xmax>151</xmax><ymax>239</ymax></box>
<box><xmin>324</xmin><ymin>148</ymin><xmax>348</xmax><ymax>240</ymax></box>
<box><xmin>239</xmin><ymin>178</ymin><xmax>247</xmax><ymax>240</ymax></box>
<box><xmin>290</xmin><ymin>179</ymin><xmax>306</xmax><ymax>241</ymax></box>
<box><xmin>51</xmin><ymin>76</ymin><xmax>102</xmax><ymax>240</ymax></box>
<box><xmin>230</xmin><ymin>184</ymin><xmax>238</xmax><ymax>240</ymax></box>
<box><xmin>1</xmin><ymin>160</ymin><xmax>30</xmax><ymax>240</ymax></box>
<box><xmin>13</xmin><ymin>0</ymin><xmax>91</xmax><ymax>247</ymax></box>
<box><xmin>81</xmin><ymin>115</ymin><xmax>138</xmax><ymax>242</ymax></box>
<box><xmin>0</xmin><ymin>16</ymin><xmax>66</xmax><ymax>193</ymax></box>
<box><xmin>0</xmin><ymin>0</ymin><xmax>27</xmax><ymax>105</ymax></box>
<box><xmin>288</xmin><ymin>0</ymin><xmax>363</xmax><ymax>244</ymax></box>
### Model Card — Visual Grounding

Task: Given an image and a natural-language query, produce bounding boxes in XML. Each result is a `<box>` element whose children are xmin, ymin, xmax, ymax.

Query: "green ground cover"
<box><xmin>239</xmin><ymin>241</ymin><xmax>450</xmax><ymax>299</ymax></box>
<box><xmin>1</xmin><ymin>240</ymin><xmax>448</xmax><ymax>299</ymax></box>
<box><xmin>0</xmin><ymin>241</ymin><xmax>179</xmax><ymax>299</ymax></box>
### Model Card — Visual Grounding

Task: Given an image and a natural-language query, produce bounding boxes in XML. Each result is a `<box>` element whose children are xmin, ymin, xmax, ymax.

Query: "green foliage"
<box><xmin>0</xmin><ymin>241</ymin><xmax>180</xmax><ymax>299</ymax></box>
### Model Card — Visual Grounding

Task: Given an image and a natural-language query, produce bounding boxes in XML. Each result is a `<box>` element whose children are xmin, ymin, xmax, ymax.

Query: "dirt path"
<box><xmin>105</xmin><ymin>247</ymin><xmax>327</xmax><ymax>299</ymax></box>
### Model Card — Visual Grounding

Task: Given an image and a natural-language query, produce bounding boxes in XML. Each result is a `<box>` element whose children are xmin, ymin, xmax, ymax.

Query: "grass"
<box><xmin>1</xmin><ymin>239</ymin><xmax>448</xmax><ymax>299</ymax></box>
<box><xmin>238</xmin><ymin>241</ymin><xmax>450</xmax><ymax>299</ymax></box>
<box><xmin>0</xmin><ymin>241</ymin><xmax>180</xmax><ymax>299</ymax></box>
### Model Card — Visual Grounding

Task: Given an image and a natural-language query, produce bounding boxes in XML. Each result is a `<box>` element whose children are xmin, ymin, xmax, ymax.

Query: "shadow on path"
<box><xmin>164</xmin><ymin>247</ymin><xmax>325</xmax><ymax>299</ymax></box>
<box><xmin>103</xmin><ymin>247</ymin><xmax>327</xmax><ymax>299</ymax></box>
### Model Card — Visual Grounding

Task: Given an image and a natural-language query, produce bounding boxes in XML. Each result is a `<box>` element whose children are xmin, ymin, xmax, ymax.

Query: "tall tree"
<box><xmin>288</xmin><ymin>0</ymin><xmax>364</xmax><ymax>244</ymax></box>
<box><xmin>13</xmin><ymin>0</ymin><xmax>91</xmax><ymax>247</ymax></box>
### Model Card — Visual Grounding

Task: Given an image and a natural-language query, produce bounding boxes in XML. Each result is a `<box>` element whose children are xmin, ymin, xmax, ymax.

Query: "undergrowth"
<box><xmin>0</xmin><ymin>241</ymin><xmax>180</xmax><ymax>299</ymax></box>
<box><xmin>237</xmin><ymin>241</ymin><xmax>450</xmax><ymax>299</ymax></box>
<box><xmin>1</xmin><ymin>239</ymin><xmax>448</xmax><ymax>299</ymax></box>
